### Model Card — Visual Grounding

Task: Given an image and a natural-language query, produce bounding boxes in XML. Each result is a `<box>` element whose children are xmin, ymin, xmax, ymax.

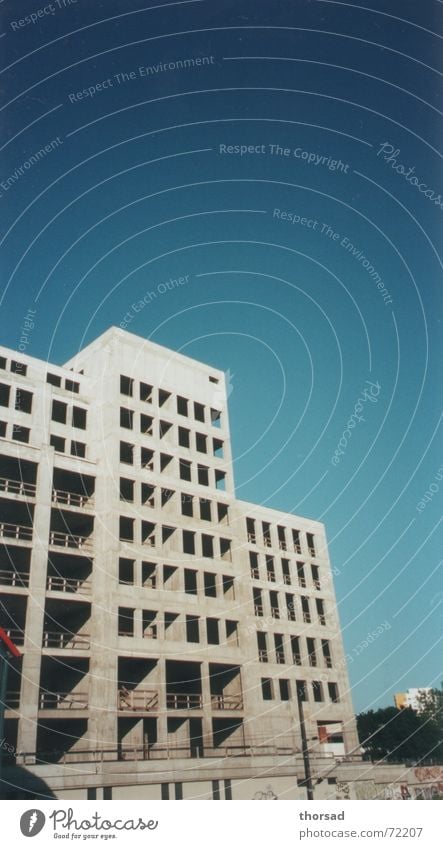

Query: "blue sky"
<box><xmin>0</xmin><ymin>0</ymin><xmax>442</xmax><ymax>713</ymax></box>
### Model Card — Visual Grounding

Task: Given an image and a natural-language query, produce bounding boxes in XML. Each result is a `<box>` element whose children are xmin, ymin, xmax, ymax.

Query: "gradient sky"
<box><xmin>0</xmin><ymin>0</ymin><xmax>442</xmax><ymax>713</ymax></box>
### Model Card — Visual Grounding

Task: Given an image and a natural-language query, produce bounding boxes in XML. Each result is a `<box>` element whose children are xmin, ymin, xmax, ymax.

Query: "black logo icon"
<box><xmin>19</xmin><ymin>810</ymin><xmax>46</xmax><ymax>837</ymax></box>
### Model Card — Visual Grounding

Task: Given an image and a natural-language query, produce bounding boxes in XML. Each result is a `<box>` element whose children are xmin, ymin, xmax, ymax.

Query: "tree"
<box><xmin>356</xmin><ymin>706</ymin><xmax>442</xmax><ymax>764</ymax></box>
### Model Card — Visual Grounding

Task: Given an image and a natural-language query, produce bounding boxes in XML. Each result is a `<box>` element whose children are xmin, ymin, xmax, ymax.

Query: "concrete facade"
<box><xmin>0</xmin><ymin>326</ymin><xmax>362</xmax><ymax>799</ymax></box>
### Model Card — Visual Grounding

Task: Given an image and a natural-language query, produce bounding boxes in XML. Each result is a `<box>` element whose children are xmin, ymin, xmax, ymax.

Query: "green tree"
<box><xmin>357</xmin><ymin>706</ymin><xmax>442</xmax><ymax>763</ymax></box>
<box><xmin>416</xmin><ymin>685</ymin><xmax>443</xmax><ymax>761</ymax></box>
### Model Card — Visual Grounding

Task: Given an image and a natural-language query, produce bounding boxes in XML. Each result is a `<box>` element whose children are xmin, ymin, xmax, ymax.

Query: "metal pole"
<box><xmin>297</xmin><ymin>686</ymin><xmax>314</xmax><ymax>801</ymax></box>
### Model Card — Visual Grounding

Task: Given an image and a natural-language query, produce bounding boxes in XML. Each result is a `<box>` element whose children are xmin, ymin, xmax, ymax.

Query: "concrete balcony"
<box><xmin>166</xmin><ymin>693</ymin><xmax>202</xmax><ymax>710</ymax></box>
<box><xmin>4</xmin><ymin>690</ymin><xmax>21</xmax><ymax>709</ymax></box>
<box><xmin>210</xmin><ymin>694</ymin><xmax>243</xmax><ymax>711</ymax></box>
<box><xmin>48</xmin><ymin>531</ymin><xmax>93</xmax><ymax>553</ymax></box>
<box><xmin>0</xmin><ymin>477</ymin><xmax>36</xmax><ymax>499</ymax></box>
<box><xmin>0</xmin><ymin>522</ymin><xmax>32</xmax><ymax>542</ymax></box>
<box><xmin>18</xmin><ymin>741</ymin><xmax>298</xmax><ymax>766</ymax></box>
<box><xmin>0</xmin><ymin>568</ymin><xmax>29</xmax><ymax>588</ymax></box>
<box><xmin>42</xmin><ymin>631</ymin><xmax>90</xmax><ymax>651</ymax></box>
<box><xmin>39</xmin><ymin>690</ymin><xmax>88</xmax><ymax>710</ymax></box>
<box><xmin>118</xmin><ymin>688</ymin><xmax>158</xmax><ymax>712</ymax></box>
<box><xmin>46</xmin><ymin>575</ymin><xmax>91</xmax><ymax>595</ymax></box>
<box><xmin>2</xmin><ymin>627</ymin><xmax>25</xmax><ymax>645</ymax></box>
<box><xmin>52</xmin><ymin>489</ymin><xmax>94</xmax><ymax>510</ymax></box>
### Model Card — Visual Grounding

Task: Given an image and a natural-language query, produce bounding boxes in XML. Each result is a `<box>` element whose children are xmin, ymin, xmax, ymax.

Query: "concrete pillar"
<box><xmin>86</xmin><ymin>452</ymin><xmax>118</xmax><ymax>758</ymax></box>
<box><xmin>17</xmin><ymin>445</ymin><xmax>53</xmax><ymax>760</ymax></box>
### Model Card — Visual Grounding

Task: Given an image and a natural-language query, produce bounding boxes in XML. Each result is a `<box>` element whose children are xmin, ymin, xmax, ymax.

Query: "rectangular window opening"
<box><xmin>140</xmin><ymin>382</ymin><xmax>153</xmax><ymax>402</ymax></box>
<box><xmin>183</xmin><ymin>530</ymin><xmax>195</xmax><ymax>555</ymax></box>
<box><xmin>215</xmin><ymin>469</ymin><xmax>226</xmax><ymax>491</ymax></box>
<box><xmin>118</xmin><ymin>558</ymin><xmax>134</xmax><ymax>585</ymax></box>
<box><xmin>257</xmin><ymin>631</ymin><xmax>268</xmax><ymax>662</ymax></box>
<box><xmin>210</xmin><ymin>408</ymin><xmax>221</xmax><ymax>428</ymax></box>
<box><xmin>202</xmin><ymin>534</ymin><xmax>214</xmax><ymax>558</ymax></box>
<box><xmin>51</xmin><ymin>399</ymin><xmax>67</xmax><ymax>424</ymax></box>
<box><xmin>12</xmin><ymin>425</ymin><xmax>30</xmax><ymax>443</ymax></box>
<box><xmin>0</xmin><ymin>383</ymin><xmax>10</xmax><ymax>407</ymax></box>
<box><xmin>11</xmin><ymin>360</ymin><xmax>27</xmax><ymax>376</ymax></box>
<box><xmin>196</xmin><ymin>432</ymin><xmax>207</xmax><ymax>453</ymax></box>
<box><xmin>158</xmin><ymin>388</ymin><xmax>171</xmax><ymax>407</ymax></box>
<box><xmin>181</xmin><ymin>493</ymin><xmax>193</xmax><ymax>517</ymax></box>
<box><xmin>197</xmin><ymin>465</ymin><xmax>209</xmax><ymax>486</ymax></box>
<box><xmin>328</xmin><ymin>682</ymin><xmax>340</xmax><ymax>703</ymax></box>
<box><xmin>206</xmin><ymin>618</ymin><xmax>219</xmax><ymax>645</ymax></box>
<box><xmin>186</xmin><ymin>615</ymin><xmax>200</xmax><ymax>643</ymax></box>
<box><xmin>194</xmin><ymin>402</ymin><xmax>205</xmax><ymax>422</ymax></box>
<box><xmin>65</xmin><ymin>378</ymin><xmax>79</xmax><ymax>393</ymax></box>
<box><xmin>312</xmin><ymin>680</ymin><xmax>324</xmax><ymax>702</ymax></box>
<box><xmin>261</xmin><ymin>678</ymin><xmax>273</xmax><ymax>700</ymax></box>
<box><xmin>177</xmin><ymin>396</ymin><xmax>188</xmax><ymax>416</ymax></box>
<box><xmin>70</xmin><ymin>440</ymin><xmax>86</xmax><ymax>458</ymax></box>
<box><xmin>140</xmin><ymin>414</ymin><xmax>154</xmax><ymax>435</ymax></box>
<box><xmin>120</xmin><ymin>407</ymin><xmax>134</xmax><ymax>429</ymax></box>
<box><xmin>199</xmin><ymin>498</ymin><xmax>212</xmax><ymax>521</ymax></box>
<box><xmin>120</xmin><ymin>441</ymin><xmax>134</xmax><ymax>465</ymax></box>
<box><xmin>178</xmin><ymin>426</ymin><xmax>190</xmax><ymax>448</ymax></box>
<box><xmin>120</xmin><ymin>375</ymin><xmax>134</xmax><ymax>397</ymax></box>
<box><xmin>120</xmin><ymin>477</ymin><xmax>134</xmax><ymax>502</ymax></box>
<box><xmin>15</xmin><ymin>389</ymin><xmax>33</xmax><ymax>414</ymax></box>
<box><xmin>72</xmin><ymin>406</ymin><xmax>87</xmax><ymax>429</ymax></box>
<box><xmin>204</xmin><ymin>572</ymin><xmax>217</xmax><ymax>598</ymax></box>
<box><xmin>119</xmin><ymin>516</ymin><xmax>134</xmax><ymax>542</ymax></box>
<box><xmin>279</xmin><ymin>679</ymin><xmax>290</xmax><ymax>701</ymax></box>
<box><xmin>141</xmin><ymin>448</ymin><xmax>155</xmax><ymax>471</ymax></box>
<box><xmin>184</xmin><ymin>569</ymin><xmax>198</xmax><ymax>595</ymax></box>
<box><xmin>141</xmin><ymin>483</ymin><xmax>155</xmax><ymax>507</ymax></box>
<box><xmin>50</xmin><ymin>434</ymin><xmax>65</xmax><ymax>452</ymax></box>
<box><xmin>179</xmin><ymin>459</ymin><xmax>192</xmax><ymax>481</ymax></box>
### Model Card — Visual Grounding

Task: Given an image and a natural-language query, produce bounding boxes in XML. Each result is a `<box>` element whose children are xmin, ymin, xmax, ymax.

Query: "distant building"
<box><xmin>0</xmin><ymin>326</ymin><xmax>360</xmax><ymax>799</ymax></box>
<box><xmin>394</xmin><ymin>688</ymin><xmax>433</xmax><ymax>712</ymax></box>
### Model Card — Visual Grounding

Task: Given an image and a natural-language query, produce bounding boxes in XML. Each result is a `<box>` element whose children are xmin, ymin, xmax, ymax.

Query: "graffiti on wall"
<box><xmin>355</xmin><ymin>781</ymin><xmax>378</xmax><ymax>800</ymax></box>
<box><xmin>253</xmin><ymin>785</ymin><xmax>278</xmax><ymax>800</ymax></box>
<box><xmin>414</xmin><ymin>766</ymin><xmax>443</xmax><ymax>783</ymax></box>
<box><xmin>336</xmin><ymin>781</ymin><xmax>350</xmax><ymax>800</ymax></box>
<box><xmin>336</xmin><ymin>776</ymin><xmax>443</xmax><ymax>800</ymax></box>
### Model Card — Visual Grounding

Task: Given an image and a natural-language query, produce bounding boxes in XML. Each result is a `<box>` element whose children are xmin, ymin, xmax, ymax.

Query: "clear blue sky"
<box><xmin>0</xmin><ymin>0</ymin><xmax>442</xmax><ymax>713</ymax></box>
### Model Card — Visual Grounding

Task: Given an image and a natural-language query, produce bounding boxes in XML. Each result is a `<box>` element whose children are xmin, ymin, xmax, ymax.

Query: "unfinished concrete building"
<box><xmin>0</xmin><ymin>327</ymin><xmax>360</xmax><ymax>799</ymax></box>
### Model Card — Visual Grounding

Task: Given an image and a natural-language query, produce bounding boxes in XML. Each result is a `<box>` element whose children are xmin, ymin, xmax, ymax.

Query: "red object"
<box><xmin>0</xmin><ymin>628</ymin><xmax>21</xmax><ymax>657</ymax></box>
